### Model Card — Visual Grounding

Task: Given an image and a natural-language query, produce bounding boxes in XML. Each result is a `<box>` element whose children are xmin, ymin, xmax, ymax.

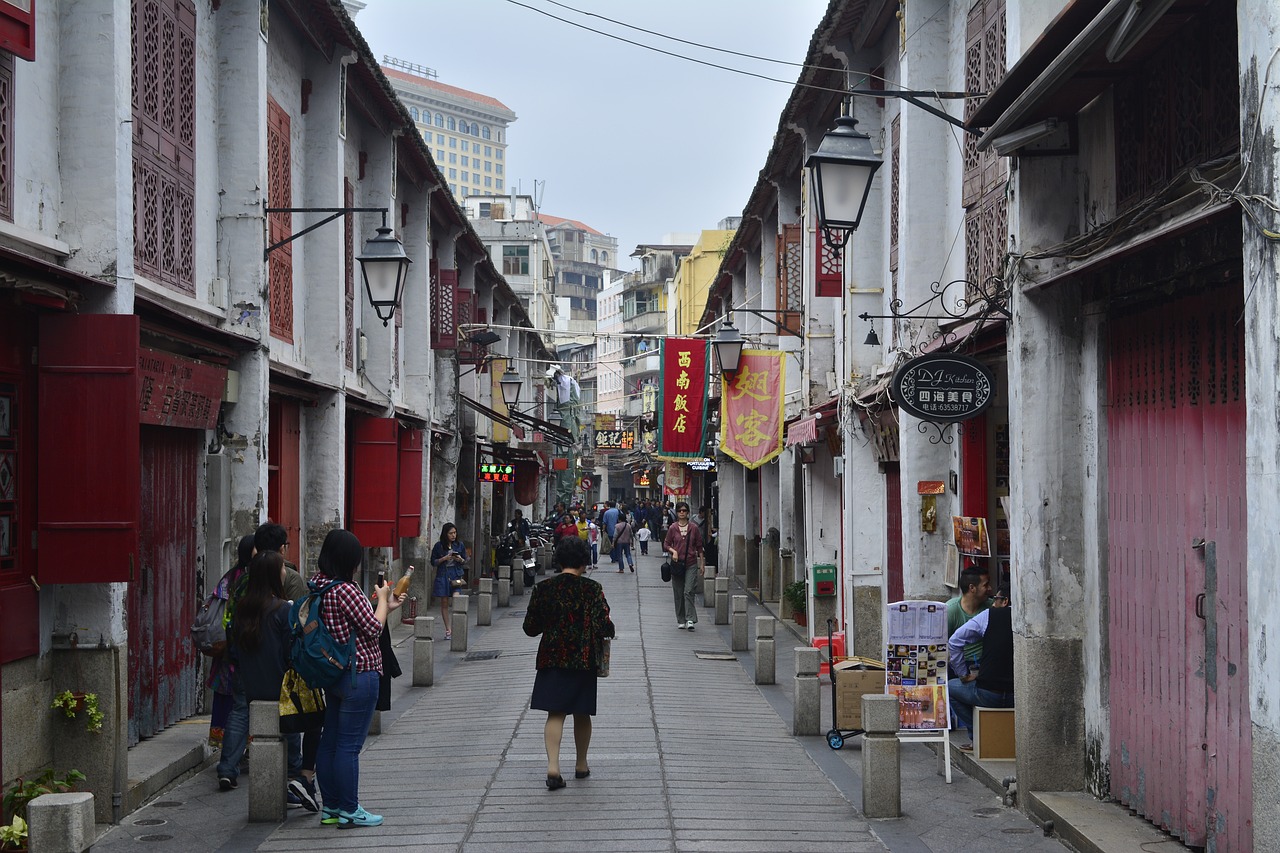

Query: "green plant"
<box><xmin>2</xmin><ymin>769</ymin><xmax>85</xmax><ymax>826</ymax></box>
<box><xmin>50</xmin><ymin>691</ymin><xmax>104</xmax><ymax>734</ymax></box>
<box><xmin>783</xmin><ymin>580</ymin><xmax>807</xmax><ymax>613</ymax></box>
<box><xmin>0</xmin><ymin>815</ymin><xmax>27</xmax><ymax>851</ymax></box>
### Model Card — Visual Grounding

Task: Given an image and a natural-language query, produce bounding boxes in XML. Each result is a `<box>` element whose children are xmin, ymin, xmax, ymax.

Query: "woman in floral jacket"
<box><xmin>523</xmin><ymin>536</ymin><xmax>615</xmax><ymax>790</ymax></box>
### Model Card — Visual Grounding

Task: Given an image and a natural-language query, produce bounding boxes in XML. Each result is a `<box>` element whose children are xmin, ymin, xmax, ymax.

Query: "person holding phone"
<box><xmin>431</xmin><ymin>523</ymin><xmax>469</xmax><ymax>639</ymax></box>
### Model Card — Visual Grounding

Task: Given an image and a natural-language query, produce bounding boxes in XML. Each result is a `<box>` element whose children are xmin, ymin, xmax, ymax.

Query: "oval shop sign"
<box><xmin>891</xmin><ymin>354</ymin><xmax>995</xmax><ymax>423</ymax></box>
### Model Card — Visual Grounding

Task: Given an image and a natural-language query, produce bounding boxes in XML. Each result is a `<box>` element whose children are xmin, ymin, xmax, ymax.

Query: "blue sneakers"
<box><xmin>320</xmin><ymin>806</ymin><xmax>341</xmax><ymax>826</ymax></box>
<box><xmin>336</xmin><ymin>806</ymin><xmax>383</xmax><ymax>828</ymax></box>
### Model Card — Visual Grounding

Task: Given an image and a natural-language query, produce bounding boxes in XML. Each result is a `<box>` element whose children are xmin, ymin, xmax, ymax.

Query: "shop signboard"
<box><xmin>890</xmin><ymin>353</ymin><xmax>995</xmax><ymax>423</ymax></box>
<box><xmin>884</xmin><ymin>600</ymin><xmax>951</xmax><ymax>731</ymax></box>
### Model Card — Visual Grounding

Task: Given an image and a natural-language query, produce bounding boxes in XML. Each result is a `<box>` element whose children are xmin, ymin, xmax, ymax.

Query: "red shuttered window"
<box><xmin>349</xmin><ymin>417</ymin><xmax>398</xmax><ymax>547</ymax></box>
<box><xmin>397</xmin><ymin>428</ymin><xmax>423</xmax><ymax>540</ymax></box>
<box><xmin>0</xmin><ymin>0</ymin><xmax>34</xmax><ymax>61</ymax></box>
<box><xmin>131</xmin><ymin>0</ymin><xmax>196</xmax><ymax>294</ymax></box>
<box><xmin>0</xmin><ymin>52</ymin><xmax>12</xmax><ymax>223</ymax></box>
<box><xmin>431</xmin><ymin>267</ymin><xmax>458</xmax><ymax>349</ymax></box>
<box><xmin>267</xmin><ymin>96</ymin><xmax>294</xmax><ymax>342</ymax></box>
<box><xmin>344</xmin><ymin>179</ymin><xmax>355</xmax><ymax>369</ymax></box>
<box><xmin>814</xmin><ymin>229</ymin><xmax>843</xmax><ymax>298</ymax></box>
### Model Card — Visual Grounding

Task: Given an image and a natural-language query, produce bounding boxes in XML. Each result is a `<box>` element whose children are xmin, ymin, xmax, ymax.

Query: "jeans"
<box><xmin>638</xmin><ymin>540</ymin><xmax>649</xmax><ymax>555</ymax></box>
<box><xmin>614</xmin><ymin>543</ymin><xmax>633</xmax><ymax>570</ymax></box>
<box><xmin>591</xmin><ymin>542</ymin><xmax>599</xmax><ymax>565</ymax></box>
<box><xmin>316</xmin><ymin>670</ymin><xmax>380</xmax><ymax>814</ymax></box>
<box><xmin>947</xmin><ymin>677</ymin><xmax>1014</xmax><ymax>737</ymax></box>
<box><xmin>215</xmin><ymin>687</ymin><xmax>249</xmax><ymax>781</ymax></box>
<box><xmin>672</xmin><ymin>566</ymin><xmax>698</xmax><ymax>624</ymax></box>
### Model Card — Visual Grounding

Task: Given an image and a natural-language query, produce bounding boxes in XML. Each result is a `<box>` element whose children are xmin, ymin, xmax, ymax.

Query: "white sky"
<box><xmin>351</xmin><ymin>0</ymin><xmax>829</xmax><ymax>270</ymax></box>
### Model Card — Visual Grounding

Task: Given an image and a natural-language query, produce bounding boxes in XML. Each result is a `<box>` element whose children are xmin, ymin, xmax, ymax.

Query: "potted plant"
<box><xmin>783</xmin><ymin>580</ymin><xmax>808</xmax><ymax>627</ymax></box>
<box><xmin>2</xmin><ymin>769</ymin><xmax>85</xmax><ymax>850</ymax></box>
<box><xmin>51</xmin><ymin>690</ymin><xmax>105</xmax><ymax>734</ymax></box>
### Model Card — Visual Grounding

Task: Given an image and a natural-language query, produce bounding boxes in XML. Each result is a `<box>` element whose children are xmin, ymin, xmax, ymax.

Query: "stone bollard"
<box><xmin>27</xmin><ymin>792</ymin><xmax>94</xmax><ymax>853</ymax></box>
<box><xmin>248</xmin><ymin>700</ymin><xmax>287</xmax><ymax>822</ymax></box>
<box><xmin>451</xmin><ymin>594</ymin><xmax>469</xmax><ymax>651</ymax></box>
<box><xmin>714</xmin><ymin>576</ymin><xmax>730</xmax><ymax>625</ymax></box>
<box><xmin>477</xmin><ymin>577</ymin><xmax>493</xmax><ymax>626</ymax></box>
<box><xmin>511</xmin><ymin>562</ymin><xmax>525</xmax><ymax>596</ymax></box>
<box><xmin>793</xmin><ymin>647</ymin><xmax>821</xmax><ymax>736</ymax></box>
<box><xmin>703</xmin><ymin>566</ymin><xmax>716</xmax><ymax>609</ymax></box>
<box><xmin>731</xmin><ymin>595</ymin><xmax>748</xmax><ymax>651</ymax></box>
<box><xmin>413</xmin><ymin>616</ymin><xmax>435</xmax><ymax>686</ymax></box>
<box><xmin>537</xmin><ymin>546</ymin><xmax>550</xmax><ymax>575</ymax></box>
<box><xmin>754</xmin><ymin>616</ymin><xmax>776</xmax><ymax>685</ymax></box>
<box><xmin>497</xmin><ymin>564</ymin><xmax>511</xmax><ymax>607</ymax></box>
<box><xmin>861</xmin><ymin>694</ymin><xmax>902</xmax><ymax>818</ymax></box>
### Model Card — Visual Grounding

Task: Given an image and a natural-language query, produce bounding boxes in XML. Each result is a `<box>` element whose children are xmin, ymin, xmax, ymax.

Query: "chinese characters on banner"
<box><xmin>658</xmin><ymin>337</ymin><xmax>709</xmax><ymax>458</ymax></box>
<box><xmin>720</xmin><ymin>350</ymin><xmax>785</xmax><ymax>469</ymax></box>
<box><xmin>664</xmin><ymin>461</ymin><xmax>690</xmax><ymax>496</ymax></box>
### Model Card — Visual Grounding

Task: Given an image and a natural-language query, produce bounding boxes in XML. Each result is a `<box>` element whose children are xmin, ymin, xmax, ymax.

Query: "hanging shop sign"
<box><xmin>721</xmin><ymin>350</ymin><xmax>785</xmax><ymax>469</ymax></box>
<box><xmin>686</xmin><ymin>457</ymin><xmax>717</xmax><ymax>472</ymax></box>
<box><xmin>890</xmin><ymin>354</ymin><xmax>995</xmax><ymax>423</ymax></box>
<box><xmin>478</xmin><ymin>463</ymin><xmax>515</xmax><ymax>483</ymax></box>
<box><xmin>594</xmin><ymin>429</ymin><xmax>635</xmax><ymax>451</ymax></box>
<box><xmin>594</xmin><ymin>413</ymin><xmax>616</xmax><ymax>431</ymax></box>
<box><xmin>658</xmin><ymin>338</ymin><xmax>710</xmax><ymax>458</ymax></box>
<box><xmin>138</xmin><ymin>347</ymin><xmax>226</xmax><ymax>430</ymax></box>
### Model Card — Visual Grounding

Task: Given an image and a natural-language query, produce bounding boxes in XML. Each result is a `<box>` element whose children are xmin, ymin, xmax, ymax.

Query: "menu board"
<box><xmin>885</xmin><ymin>600</ymin><xmax>951</xmax><ymax>731</ymax></box>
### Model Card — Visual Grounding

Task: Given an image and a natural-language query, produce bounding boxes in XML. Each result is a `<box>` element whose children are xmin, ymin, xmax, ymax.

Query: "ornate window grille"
<box><xmin>266</xmin><ymin>96</ymin><xmax>293</xmax><ymax>342</ymax></box>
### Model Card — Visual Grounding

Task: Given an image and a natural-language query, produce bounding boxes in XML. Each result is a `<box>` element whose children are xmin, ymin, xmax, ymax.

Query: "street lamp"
<box><xmin>499</xmin><ymin>366</ymin><xmax>523</xmax><ymax>410</ymax></box>
<box><xmin>805</xmin><ymin>116</ymin><xmax>883</xmax><ymax>250</ymax></box>
<box><xmin>357</xmin><ymin>223</ymin><xmax>413</xmax><ymax>326</ymax></box>
<box><xmin>712</xmin><ymin>320</ymin><xmax>745</xmax><ymax>375</ymax></box>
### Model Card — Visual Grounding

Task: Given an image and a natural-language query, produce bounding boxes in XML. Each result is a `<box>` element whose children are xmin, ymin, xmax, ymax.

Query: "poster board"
<box><xmin>952</xmin><ymin>515</ymin><xmax>990</xmax><ymax>557</ymax></box>
<box><xmin>885</xmin><ymin>600</ymin><xmax>951</xmax><ymax>731</ymax></box>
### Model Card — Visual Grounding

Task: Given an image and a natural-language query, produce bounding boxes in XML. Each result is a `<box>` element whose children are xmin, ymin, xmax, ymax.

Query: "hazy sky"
<box><xmin>352</xmin><ymin>0</ymin><xmax>828</xmax><ymax>270</ymax></box>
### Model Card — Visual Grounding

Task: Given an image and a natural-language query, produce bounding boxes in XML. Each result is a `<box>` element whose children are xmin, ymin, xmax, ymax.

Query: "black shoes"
<box><xmin>546</xmin><ymin>774</ymin><xmax>566</xmax><ymax>790</ymax></box>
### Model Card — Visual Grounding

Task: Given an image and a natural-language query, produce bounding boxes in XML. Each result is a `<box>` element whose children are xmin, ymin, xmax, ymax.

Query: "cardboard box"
<box><xmin>832</xmin><ymin>659</ymin><xmax>886</xmax><ymax>730</ymax></box>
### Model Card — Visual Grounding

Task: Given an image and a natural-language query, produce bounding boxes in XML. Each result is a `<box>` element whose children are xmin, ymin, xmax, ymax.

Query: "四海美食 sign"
<box><xmin>890</xmin><ymin>354</ymin><xmax>995</xmax><ymax>423</ymax></box>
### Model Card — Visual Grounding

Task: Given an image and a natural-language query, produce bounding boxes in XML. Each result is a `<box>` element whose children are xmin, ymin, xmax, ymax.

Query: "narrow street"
<box><xmin>94</xmin><ymin>552</ymin><xmax>1065</xmax><ymax>853</ymax></box>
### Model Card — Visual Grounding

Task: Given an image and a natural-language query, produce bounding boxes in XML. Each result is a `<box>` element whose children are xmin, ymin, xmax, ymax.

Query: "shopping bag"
<box><xmin>279</xmin><ymin>668</ymin><xmax>326</xmax><ymax>734</ymax></box>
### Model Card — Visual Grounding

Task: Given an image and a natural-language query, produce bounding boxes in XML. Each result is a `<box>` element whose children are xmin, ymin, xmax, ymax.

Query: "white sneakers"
<box><xmin>677</xmin><ymin>622</ymin><xmax>686</xmax><ymax>629</ymax></box>
<box><xmin>677</xmin><ymin>621</ymin><xmax>697</xmax><ymax>630</ymax></box>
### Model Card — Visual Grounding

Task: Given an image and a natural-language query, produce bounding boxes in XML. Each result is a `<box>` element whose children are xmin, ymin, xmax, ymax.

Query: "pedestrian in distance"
<box><xmin>211</xmin><ymin>535</ymin><xmax>254</xmax><ymax>789</ymax></box>
<box><xmin>523</xmin><ymin>536</ymin><xmax>615</xmax><ymax>791</ymax></box>
<box><xmin>586</xmin><ymin>518</ymin><xmax>600</xmax><ymax>568</ymax></box>
<box><xmin>612</xmin><ymin>512</ymin><xmax>635</xmax><ymax>573</ymax></box>
<box><xmin>431</xmin><ymin>523</ymin><xmax>468</xmax><ymax>639</ymax></box>
<box><xmin>635</xmin><ymin>521</ymin><xmax>651</xmax><ymax>556</ymax></box>
<box><xmin>664</xmin><ymin>502</ymin><xmax>705</xmax><ymax>630</ymax></box>
<box><xmin>311</xmin><ymin>528</ymin><xmax>404</xmax><ymax>827</ymax></box>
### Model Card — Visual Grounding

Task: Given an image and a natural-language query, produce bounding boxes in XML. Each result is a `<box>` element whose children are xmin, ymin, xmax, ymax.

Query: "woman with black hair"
<box><xmin>311</xmin><ymin>529</ymin><xmax>402</xmax><ymax>828</ymax></box>
<box><xmin>430</xmin><ymin>523</ymin><xmax>469</xmax><ymax>639</ymax></box>
<box><xmin>212</xmin><ymin>534</ymin><xmax>255</xmax><ymax>788</ymax></box>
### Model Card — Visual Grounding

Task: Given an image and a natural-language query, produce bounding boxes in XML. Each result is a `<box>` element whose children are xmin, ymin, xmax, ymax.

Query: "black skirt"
<box><xmin>530</xmin><ymin>667</ymin><xmax>598</xmax><ymax>715</ymax></box>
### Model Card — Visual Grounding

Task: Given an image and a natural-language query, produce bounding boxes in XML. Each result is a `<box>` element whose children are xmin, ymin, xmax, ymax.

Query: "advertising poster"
<box><xmin>885</xmin><ymin>600</ymin><xmax>951</xmax><ymax>731</ymax></box>
<box><xmin>952</xmin><ymin>515</ymin><xmax>990</xmax><ymax>557</ymax></box>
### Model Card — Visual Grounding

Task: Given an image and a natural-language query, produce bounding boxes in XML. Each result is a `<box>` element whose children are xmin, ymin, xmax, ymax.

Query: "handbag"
<box><xmin>279</xmin><ymin>668</ymin><xmax>326</xmax><ymax>734</ymax></box>
<box><xmin>597</xmin><ymin>637</ymin><xmax>612</xmax><ymax>678</ymax></box>
<box><xmin>660</xmin><ymin>562</ymin><xmax>672</xmax><ymax>583</ymax></box>
<box><xmin>190</xmin><ymin>593</ymin><xmax>227</xmax><ymax>655</ymax></box>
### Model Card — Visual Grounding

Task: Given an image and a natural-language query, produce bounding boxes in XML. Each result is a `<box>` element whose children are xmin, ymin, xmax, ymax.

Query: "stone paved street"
<box><xmin>94</xmin><ymin>550</ymin><xmax>1069</xmax><ymax>852</ymax></box>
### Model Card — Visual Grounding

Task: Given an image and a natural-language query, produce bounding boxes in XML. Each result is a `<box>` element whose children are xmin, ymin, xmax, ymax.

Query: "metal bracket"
<box><xmin>848</xmin><ymin>88</ymin><xmax>983</xmax><ymax>136</ymax></box>
<box><xmin>263</xmin><ymin>206</ymin><xmax>388</xmax><ymax>260</ymax></box>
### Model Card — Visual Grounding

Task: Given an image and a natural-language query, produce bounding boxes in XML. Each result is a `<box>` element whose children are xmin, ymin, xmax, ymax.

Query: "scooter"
<box><xmin>520</xmin><ymin>536</ymin><xmax>545</xmax><ymax>586</ymax></box>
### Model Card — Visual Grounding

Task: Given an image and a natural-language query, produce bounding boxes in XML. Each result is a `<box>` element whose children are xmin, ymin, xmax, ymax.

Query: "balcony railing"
<box><xmin>622</xmin><ymin>310</ymin><xmax>665</xmax><ymax>335</ymax></box>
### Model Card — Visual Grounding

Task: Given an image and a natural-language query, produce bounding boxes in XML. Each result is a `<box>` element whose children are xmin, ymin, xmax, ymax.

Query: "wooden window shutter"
<box><xmin>775</xmin><ymin>224</ymin><xmax>803</xmax><ymax>336</ymax></box>
<box><xmin>0</xmin><ymin>0</ymin><xmax>35</xmax><ymax>61</ymax></box>
<box><xmin>431</xmin><ymin>268</ymin><xmax>458</xmax><ymax>349</ymax></box>
<box><xmin>349</xmin><ymin>417</ymin><xmax>398</xmax><ymax>547</ymax></box>
<box><xmin>267</xmin><ymin>96</ymin><xmax>294</xmax><ymax>342</ymax></box>
<box><xmin>397</xmin><ymin>427</ymin><xmax>423</xmax><ymax>540</ymax></box>
<box><xmin>814</xmin><ymin>229</ymin><xmax>843</xmax><ymax>298</ymax></box>
<box><xmin>344</xmin><ymin>179</ymin><xmax>355</xmax><ymax>369</ymax></box>
<box><xmin>37</xmin><ymin>314</ymin><xmax>140</xmax><ymax>583</ymax></box>
<box><xmin>0</xmin><ymin>53</ymin><xmax>12</xmax><ymax>222</ymax></box>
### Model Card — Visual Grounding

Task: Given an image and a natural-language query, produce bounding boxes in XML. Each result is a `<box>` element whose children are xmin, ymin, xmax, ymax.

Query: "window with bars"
<box><xmin>815</xmin><ymin>229</ymin><xmax>843</xmax><ymax>298</ymax></box>
<box><xmin>774</xmin><ymin>224</ymin><xmax>803</xmax><ymax>336</ymax></box>
<box><xmin>266</xmin><ymin>96</ymin><xmax>293</xmax><ymax>342</ymax></box>
<box><xmin>430</xmin><ymin>265</ymin><xmax>458</xmax><ymax>349</ymax></box>
<box><xmin>131</xmin><ymin>0</ymin><xmax>196</xmax><ymax>294</ymax></box>
<box><xmin>962</xmin><ymin>0</ymin><xmax>1008</xmax><ymax>300</ymax></box>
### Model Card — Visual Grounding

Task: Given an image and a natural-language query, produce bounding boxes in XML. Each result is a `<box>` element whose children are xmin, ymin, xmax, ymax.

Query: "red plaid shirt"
<box><xmin>310</xmin><ymin>572</ymin><xmax>384</xmax><ymax>673</ymax></box>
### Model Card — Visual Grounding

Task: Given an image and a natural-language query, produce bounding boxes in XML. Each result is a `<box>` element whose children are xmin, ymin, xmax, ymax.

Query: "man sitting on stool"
<box><xmin>947</xmin><ymin>585</ymin><xmax>1013</xmax><ymax>752</ymax></box>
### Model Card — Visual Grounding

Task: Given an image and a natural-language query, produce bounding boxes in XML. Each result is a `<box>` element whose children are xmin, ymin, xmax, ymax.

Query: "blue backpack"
<box><xmin>289</xmin><ymin>580</ymin><xmax>355</xmax><ymax>689</ymax></box>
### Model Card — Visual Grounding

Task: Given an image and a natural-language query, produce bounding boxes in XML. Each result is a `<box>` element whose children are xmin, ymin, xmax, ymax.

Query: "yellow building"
<box><xmin>672</xmin><ymin>227</ymin><xmax>736</xmax><ymax>335</ymax></box>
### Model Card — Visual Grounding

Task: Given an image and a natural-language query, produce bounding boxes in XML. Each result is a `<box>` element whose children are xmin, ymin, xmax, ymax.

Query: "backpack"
<box><xmin>190</xmin><ymin>593</ymin><xmax>227</xmax><ymax>654</ymax></box>
<box><xmin>288</xmin><ymin>581</ymin><xmax>355</xmax><ymax>689</ymax></box>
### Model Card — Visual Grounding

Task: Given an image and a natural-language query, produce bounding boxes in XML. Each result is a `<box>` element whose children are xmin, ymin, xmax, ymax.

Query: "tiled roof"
<box><xmin>538</xmin><ymin>213</ymin><xmax>603</xmax><ymax>236</ymax></box>
<box><xmin>380</xmin><ymin>67</ymin><xmax>514</xmax><ymax>115</ymax></box>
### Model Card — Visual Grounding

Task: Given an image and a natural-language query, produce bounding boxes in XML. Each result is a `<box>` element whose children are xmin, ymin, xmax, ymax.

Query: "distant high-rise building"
<box><xmin>541</xmin><ymin>214</ymin><xmax>618</xmax><ymax>346</ymax></box>
<box><xmin>381</xmin><ymin>56</ymin><xmax>517</xmax><ymax>200</ymax></box>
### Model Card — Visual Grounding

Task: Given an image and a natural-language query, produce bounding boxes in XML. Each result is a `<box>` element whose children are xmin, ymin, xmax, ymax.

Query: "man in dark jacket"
<box><xmin>946</xmin><ymin>585</ymin><xmax>1014</xmax><ymax>751</ymax></box>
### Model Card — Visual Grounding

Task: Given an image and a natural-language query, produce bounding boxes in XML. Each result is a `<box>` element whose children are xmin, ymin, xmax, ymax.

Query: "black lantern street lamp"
<box><xmin>712</xmin><ymin>320</ymin><xmax>745</xmax><ymax>375</ymax></box>
<box><xmin>805</xmin><ymin>116</ymin><xmax>883</xmax><ymax>250</ymax></box>
<box><xmin>499</xmin><ymin>366</ymin><xmax>523</xmax><ymax>410</ymax></box>
<box><xmin>357</xmin><ymin>223</ymin><xmax>413</xmax><ymax>326</ymax></box>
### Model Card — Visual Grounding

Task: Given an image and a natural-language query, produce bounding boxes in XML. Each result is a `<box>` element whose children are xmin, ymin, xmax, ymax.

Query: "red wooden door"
<box><xmin>128</xmin><ymin>425</ymin><xmax>200</xmax><ymax>744</ymax></box>
<box><xmin>268</xmin><ymin>398</ymin><xmax>301</xmax><ymax>551</ymax></box>
<box><xmin>1107</xmin><ymin>289</ymin><xmax>1250</xmax><ymax>850</ymax></box>
<box><xmin>884</xmin><ymin>463</ymin><xmax>903</xmax><ymax>604</ymax></box>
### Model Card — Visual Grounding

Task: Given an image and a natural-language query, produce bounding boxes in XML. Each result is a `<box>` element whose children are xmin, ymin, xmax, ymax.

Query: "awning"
<box><xmin>921</xmin><ymin>316</ymin><xmax>1007</xmax><ymax>354</ymax></box>
<box><xmin>786</xmin><ymin>416</ymin><xmax>818</xmax><ymax>447</ymax></box>
<box><xmin>460</xmin><ymin>395</ymin><xmax>525</xmax><ymax>441</ymax></box>
<box><xmin>968</xmin><ymin>0</ymin><xmax>1213</xmax><ymax>148</ymax></box>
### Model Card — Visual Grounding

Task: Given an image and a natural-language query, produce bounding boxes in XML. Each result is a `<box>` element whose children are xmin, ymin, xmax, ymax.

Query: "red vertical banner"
<box><xmin>720</xmin><ymin>350</ymin><xmax>785</xmax><ymax>469</ymax></box>
<box><xmin>658</xmin><ymin>337</ymin><xmax>709</xmax><ymax>458</ymax></box>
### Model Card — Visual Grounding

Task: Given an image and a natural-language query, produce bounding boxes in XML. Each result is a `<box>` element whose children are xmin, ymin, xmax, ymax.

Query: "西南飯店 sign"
<box><xmin>890</xmin><ymin>354</ymin><xmax>995</xmax><ymax>423</ymax></box>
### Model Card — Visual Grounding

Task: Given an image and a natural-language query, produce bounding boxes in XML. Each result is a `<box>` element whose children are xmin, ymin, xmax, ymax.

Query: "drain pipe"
<box><xmin>112</xmin><ymin>643</ymin><xmax>126</xmax><ymax>825</ymax></box>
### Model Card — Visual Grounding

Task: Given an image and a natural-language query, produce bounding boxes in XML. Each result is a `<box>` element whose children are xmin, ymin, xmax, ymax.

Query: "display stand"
<box><xmin>886</xmin><ymin>599</ymin><xmax>954</xmax><ymax>784</ymax></box>
<box><xmin>897</xmin><ymin>730</ymin><xmax>952</xmax><ymax>783</ymax></box>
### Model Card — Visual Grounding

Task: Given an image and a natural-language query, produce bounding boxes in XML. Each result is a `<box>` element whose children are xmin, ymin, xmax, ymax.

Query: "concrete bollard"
<box><xmin>793</xmin><ymin>647</ymin><xmax>821</xmax><ymax>736</ymax></box>
<box><xmin>27</xmin><ymin>791</ymin><xmax>94</xmax><ymax>853</ymax></box>
<box><xmin>755</xmin><ymin>616</ymin><xmax>776</xmax><ymax>685</ymax></box>
<box><xmin>537</xmin><ymin>545</ymin><xmax>550</xmax><ymax>575</ymax></box>
<box><xmin>861</xmin><ymin>694</ymin><xmax>902</xmax><ymax>818</ymax></box>
<box><xmin>248</xmin><ymin>700</ymin><xmax>286</xmax><ymax>822</ymax></box>
<box><xmin>412</xmin><ymin>616</ymin><xmax>435</xmax><ymax>686</ymax></box>
<box><xmin>497</xmin><ymin>564</ymin><xmax>511</xmax><ymax>607</ymax></box>
<box><xmin>731</xmin><ymin>595</ymin><xmax>748</xmax><ymax>651</ymax></box>
<box><xmin>451</xmin><ymin>594</ymin><xmax>469</xmax><ymax>651</ymax></box>
<box><xmin>511</xmin><ymin>562</ymin><xmax>524</xmax><ymax>596</ymax></box>
<box><xmin>703</xmin><ymin>566</ymin><xmax>716</xmax><ymax>609</ymax></box>
<box><xmin>714</xmin><ymin>576</ymin><xmax>730</xmax><ymax>625</ymax></box>
<box><xmin>477</xmin><ymin>577</ymin><xmax>493</xmax><ymax>626</ymax></box>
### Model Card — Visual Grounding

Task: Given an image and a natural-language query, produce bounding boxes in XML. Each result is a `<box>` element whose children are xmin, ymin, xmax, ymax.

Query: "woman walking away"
<box><xmin>664</xmin><ymin>502</ymin><xmax>705</xmax><ymax>631</ymax></box>
<box><xmin>612</xmin><ymin>513</ymin><xmax>635</xmax><ymax>573</ymax></box>
<box><xmin>311</xmin><ymin>529</ymin><xmax>403</xmax><ymax>828</ymax></box>
<box><xmin>212</xmin><ymin>535</ymin><xmax>256</xmax><ymax>791</ymax></box>
<box><xmin>431</xmin><ymin>523</ymin><xmax>468</xmax><ymax>639</ymax></box>
<box><xmin>523</xmin><ymin>536</ymin><xmax>615</xmax><ymax>790</ymax></box>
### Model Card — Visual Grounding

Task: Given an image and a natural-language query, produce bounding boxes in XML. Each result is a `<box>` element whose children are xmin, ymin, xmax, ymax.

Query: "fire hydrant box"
<box><xmin>833</xmin><ymin>658</ymin><xmax>886</xmax><ymax>730</ymax></box>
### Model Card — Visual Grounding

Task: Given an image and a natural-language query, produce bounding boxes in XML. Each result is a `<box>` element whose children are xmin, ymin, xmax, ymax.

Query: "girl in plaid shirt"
<box><xmin>310</xmin><ymin>529</ymin><xmax>403</xmax><ymax>828</ymax></box>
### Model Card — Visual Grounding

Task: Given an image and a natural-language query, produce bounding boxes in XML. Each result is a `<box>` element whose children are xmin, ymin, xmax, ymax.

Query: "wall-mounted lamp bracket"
<box><xmin>264</xmin><ymin>206</ymin><xmax>389</xmax><ymax>260</ymax></box>
<box><xmin>848</xmin><ymin>89</ymin><xmax>982</xmax><ymax>136</ymax></box>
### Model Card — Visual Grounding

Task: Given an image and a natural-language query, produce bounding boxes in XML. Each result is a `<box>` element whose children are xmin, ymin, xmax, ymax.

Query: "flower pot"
<box><xmin>792</xmin><ymin>610</ymin><xmax>807</xmax><ymax>627</ymax></box>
